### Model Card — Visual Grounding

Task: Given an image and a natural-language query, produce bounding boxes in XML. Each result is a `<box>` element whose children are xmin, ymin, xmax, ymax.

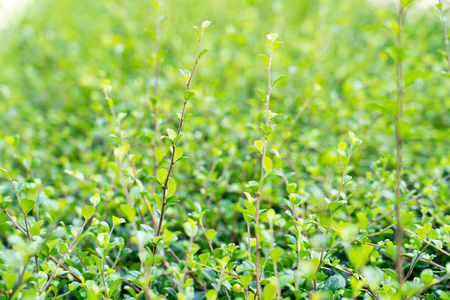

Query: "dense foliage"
<box><xmin>0</xmin><ymin>0</ymin><xmax>450</xmax><ymax>299</ymax></box>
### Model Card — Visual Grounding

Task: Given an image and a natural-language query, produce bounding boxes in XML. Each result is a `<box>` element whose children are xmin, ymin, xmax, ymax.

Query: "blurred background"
<box><xmin>0</xmin><ymin>0</ymin><xmax>449</xmax><ymax>205</ymax></box>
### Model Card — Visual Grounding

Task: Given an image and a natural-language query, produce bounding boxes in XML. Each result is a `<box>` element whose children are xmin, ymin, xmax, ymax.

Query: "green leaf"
<box><xmin>206</xmin><ymin>290</ymin><xmax>218</xmax><ymax>300</ymax></box>
<box><xmin>0</xmin><ymin>167</ymin><xmax>11</xmax><ymax>181</ymax></box>
<box><xmin>199</xmin><ymin>49</ymin><xmax>210</xmax><ymax>60</ymax></box>
<box><xmin>22</xmin><ymin>197</ymin><xmax>36</xmax><ymax>215</ymax></box>
<box><xmin>339</xmin><ymin>155</ymin><xmax>349</xmax><ymax>166</ymax></box>
<box><xmin>183</xmin><ymin>220</ymin><xmax>198</xmax><ymax>238</ymax></box>
<box><xmin>107</xmin><ymin>98</ymin><xmax>114</xmax><ymax>107</ymax></box>
<box><xmin>352</xmin><ymin>139</ymin><xmax>363</xmax><ymax>151</ymax></box>
<box><xmin>114</xmin><ymin>143</ymin><xmax>130</xmax><ymax>162</ymax></box>
<box><xmin>90</xmin><ymin>193</ymin><xmax>100</xmax><ymax>206</ymax></box>
<box><xmin>263</xmin><ymin>284</ymin><xmax>277</xmax><ymax>300</ymax></box>
<box><xmin>153</xmin><ymin>193</ymin><xmax>163</xmax><ymax>211</ymax></box>
<box><xmin>58</xmin><ymin>242</ymin><xmax>68</xmax><ymax>254</ymax></box>
<box><xmin>328</xmin><ymin>201</ymin><xmax>346</xmax><ymax>213</ymax></box>
<box><xmin>107</xmin><ymin>162</ymin><xmax>120</xmax><ymax>176</ymax></box>
<box><xmin>145</xmin><ymin>28</ymin><xmax>156</xmax><ymax>40</ymax></box>
<box><xmin>157</xmin><ymin>168</ymin><xmax>168</xmax><ymax>185</ymax></box>
<box><xmin>120</xmin><ymin>204</ymin><xmax>136</xmax><ymax>222</ymax></box>
<box><xmin>193</xmin><ymin>26</ymin><xmax>201</xmax><ymax>39</ymax></box>
<box><xmin>272</xmin><ymin>74</ymin><xmax>286</xmax><ymax>87</ymax></box>
<box><xmin>260</xmin><ymin>124</ymin><xmax>272</xmax><ymax>136</ymax></box>
<box><xmin>356</xmin><ymin>212</ymin><xmax>369</xmax><ymax>230</ymax></box>
<box><xmin>167</xmin><ymin>129</ymin><xmax>177</xmax><ymax>140</ymax></box>
<box><xmin>240</xmin><ymin>274</ymin><xmax>252</xmax><ymax>287</ymax></box>
<box><xmin>270</xmin><ymin>247</ymin><xmax>284</xmax><ymax>260</ymax></box>
<box><xmin>183</xmin><ymin>113</ymin><xmax>193</xmax><ymax>123</ymax></box>
<box><xmin>173</xmin><ymin>133</ymin><xmax>183</xmax><ymax>144</ymax></box>
<box><xmin>199</xmin><ymin>253</ymin><xmax>210</xmax><ymax>265</ymax></box>
<box><xmin>112</xmin><ymin>216</ymin><xmax>125</xmax><ymax>226</ymax></box>
<box><xmin>257</xmin><ymin>54</ymin><xmax>269</xmax><ymax>67</ymax></box>
<box><xmin>365</xmin><ymin>101</ymin><xmax>397</xmax><ymax>117</ymax></box>
<box><xmin>405</xmin><ymin>70</ymin><xmax>424</xmax><ymax>87</ymax></box>
<box><xmin>1</xmin><ymin>197</ymin><xmax>12</xmax><ymax>209</ymax></box>
<box><xmin>264</xmin><ymin>157</ymin><xmax>273</xmax><ymax>173</ymax></box>
<box><xmin>108</xmin><ymin>278</ymin><xmax>124</xmax><ymax>298</ymax></box>
<box><xmin>202</xmin><ymin>20</ymin><xmax>211</xmax><ymax>30</ymax></box>
<box><xmin>82</xmin><ymin>206</ymin><xmax>95</xmax><ymax>220</ymax></box>
<box><xmin>323</xmin><ymin>275</ymin><xmax>346</xmax><ymax>291</ymax></box>
<box><xmin>254</xmin><ymin>89</ymin><xmax>267</xmax><ymax>102</ymax></box>
<box><xmin>343</xmin><ymin>175</ymin><xmax>352</xmax><ymax>186</ymax></box>
<box><xmin>388</xmin><ymin>46</ymin><xmax>407</xmax><ymax>62</ymax></box>
<box><xmin>183</xmin><ymin>90</ymin><xmax>195</xmax><ymax>101</ymax></box>
<box><xmin>206</xmin><ymin>229</ymin><xmax>216</xmax><ymax>241</ymax></box>
<box><xmin>5</xmin><ymin>136</ymin><xmax>19</xmax><ymax>148</ymax></box>
<box><xmin>271</xmin><ymin>41</ymin><xmax>283</xmax><ymax>52</ymax></box>
<box><xmin>4</xmin><ymin>271</ymin><xmax>17</xmax><ymax>290</ymax></box>
<box><xmin>420</xmin><ymin>269</ymin><xmax>434</xmax><ymax>285</ymax></box>
<box><xmin>286</xmin><ymin>183</ymin><xmax>297</xmax><ymax>194</ymax></box>
<box><xmin>416</xmin><ymin>227</ymin><xmax>427</xmax><ymax>240</ymax></box>
<box><xmin>401</xmin><ymin>0</ymin><xmax>416</xmax><ymax>7</ymax></box>
<box><xmin>174</xmin><ymin>147</ymin><xmax>184</xmax><ymax>161</ymax></box>
<box><xmin>13</xmin><ymin>181</ymin><xmax>24</xmax><ymax>192</ymax></box>
<box><xmin>254</xmin><ymin>140</ymin><xmax>264</xmax><ymax>154</ymax></box>
<box><xmin>179</xmin><ymin>69</ymin><xmax>191</xmax><ymax>82</ymax></box>
<box><xmin>167</xmin><ymin>177</ymin><xmax>177</xmax><ymax>197</ymax></box>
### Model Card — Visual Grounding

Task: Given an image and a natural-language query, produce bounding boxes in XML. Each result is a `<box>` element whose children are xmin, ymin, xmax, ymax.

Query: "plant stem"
<box><xmin>152</xmin><ymin>28</ymin><xmax>206</xmax><ymax>256</ymax></box>
<box><xmin>254</xmin><ymin>43</ymin><xmax>274</xmax><ymax>300</ymax></box>
<box><xmin>394</xmin><ymin>1</ymin><xmax>405</xmax><ymax>284</ymax></box>
<box><xmin>403</xmin><ymin>244</ymin><xmax>429</xmax><ymax>283</ymax></box>
<box><xmin>245</xmin><ymin>223</ymin><xmax>251</xmax><ymax>298</ymax></box>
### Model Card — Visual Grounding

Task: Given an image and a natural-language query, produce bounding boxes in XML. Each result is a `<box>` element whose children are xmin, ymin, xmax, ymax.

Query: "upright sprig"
<box><xmin>148</xmin><ymin>20</ymin><xmax>211</xmax><ymax>256</ymax></box>
<box><xmin>437</xmin><ymin>0</ymin><xmax>450</xmax><ymax>72</ymax></box>
<box><xmin>252</xmin><ymin>32</ymin><xmax>284</xmax><ymax>300</ymax></box>
<box><xmin>313</xmin><ymin>132</ymin><xmax>362</xmax><ymax>292</ymax></box>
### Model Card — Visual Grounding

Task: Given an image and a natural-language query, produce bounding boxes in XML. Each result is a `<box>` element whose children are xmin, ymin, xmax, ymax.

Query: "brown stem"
<box><xmin>152</xmin><ymin>28</ymin><xmax>206</xmax><ymax>256</ymax></box>
<box><xmin>254</xmin><ymin>43</ymin><xmax>274</xmax><ymax>300</ymax></box>
<box><xmin>403</xmin><ymin>244</ymin><xmax>429</xmax><ymax>283</ymax></box>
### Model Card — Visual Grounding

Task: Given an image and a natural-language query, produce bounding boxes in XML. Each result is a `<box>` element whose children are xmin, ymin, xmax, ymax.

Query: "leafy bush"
<box><xmin>0</xmin><ymin>0</ymin><xmax>450</xmax><ymax>299</ymax></box>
